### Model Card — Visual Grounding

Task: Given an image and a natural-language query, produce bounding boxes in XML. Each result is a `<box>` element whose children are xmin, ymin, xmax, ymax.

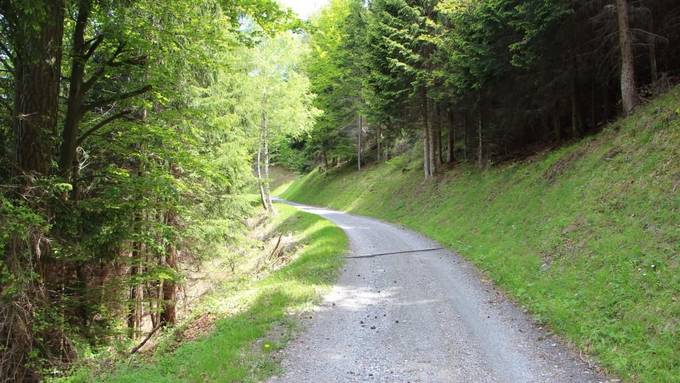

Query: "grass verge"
<box><xmin>64</xmin><ymin>203</ymin><xmax>347</xmax><ymax>383</ymax></box>
<box><xmin>278</xmin><ymin>88</ymin><xmax>680</xmax><ymax>382</ymax></box>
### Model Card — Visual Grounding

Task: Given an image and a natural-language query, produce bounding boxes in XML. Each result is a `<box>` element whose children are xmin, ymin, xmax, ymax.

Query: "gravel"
<box><xmin>269</xmin><ymin>200</ymin><xmax>611</xmax><ymax>383</ymax></box>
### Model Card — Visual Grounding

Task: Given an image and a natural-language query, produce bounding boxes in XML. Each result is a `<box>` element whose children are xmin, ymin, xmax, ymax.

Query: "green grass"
<box><xmin>279</xmin><ymin>88</ymin><xmax>680</xmax><ymax>382</ymax></box>
<box><xmin>66</xmin><ymin>203</ymin><xmax>347</xmax><ymax>383</ymax></box>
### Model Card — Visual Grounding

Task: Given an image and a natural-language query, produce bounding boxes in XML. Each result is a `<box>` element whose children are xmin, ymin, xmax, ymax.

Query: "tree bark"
<box><xmin>322</xmin><ymin>151</ymin><xmax>329</xmax><ymax>169</ymax></box>
<box><xmin>616</xmin><ymin>0</ymin><xmax>638</xmax><ymax>115</ymax></box>
<box><xmin>357</xmin><ymin>115</ymin><xmax>362</xmax><ymax>171</ymax></box>
<box><xmin>477</xmin><ymin>112</ymin><xmax>483</xmax><ymax>169</ymax></box>
<box><xmin>256</xmin><ymin>132</ymin><xmax>266</xmax><ymax>211</ymax></box>
<box><xmin>590</xmin><ymin>80</ymin><xmax>597</xmax><ymax>129</ymax></box>
<box><xmin>432</xmin><ymin>104</ymin><xmax>442</xmax><ymax>170</ymax></box>
<box><xmin>1</xmin><ymin>2</ymin><xmax>65</xmax><ymax>380</ymax></box>
<box><xmin>422</xmin><ymin>90</ymin><xmax>431</xmax><ymax>177</ymax></box>
<box><xmin>376</xmin><ymin>124</ymin><xmax>382</xmax><ymax>162</ymax></box>
<box><xmin>9</xmin><ymin>0</ymin><xmax>65</xmax><ymax>175</ymax></box>
<box><xmin>463</xmin><ymin>111</ymin><xmax>468</xmax><ymax>162</ymax></box>
<box><xmin>260</xmin><ymin>112</ymin><xmax>274</xmax><ymax>213</ymax></box>
<box><xmin>160</xmin><ymin>212</ymin><xmax>177</xmax><ymax>327</ymax></box>
<box><xmin>602</xmin><ymin>83</ymin><xmax>610</xmax><ymax>123</ymax></box>
<box><xmin>128</xmin><ymin>241</ymin><xmax>144</xmax><ymax>339</ymax></box>
<box><xmin>553</xmin><ymin>101</ymin><xmax>562</xmax><ymax>142</ymax></box>
<box><xmin>446</xmin><ymin>107</ymin><xmax>455</xmax><ymax>164</ymax></box>
<box><xmin>571</xmin><ymin>59</ymin><xmax>582</xmax><ymax>137</ymax></box>
<box><xmin>263</xmin><ymin>131</ymin><xmax>273</xmax><ymax>213</ymax></box>
<box><xmin>160</xmin><ymin>162</ymin><xmax>179</xmax><ymax>327</ymax></box>
<box><xmin>648</xmin><ymin>18</ymin><xmax>658</xmax><ymax>83</ymax></box>
<box><xmin>60</xmin><ymin>0</ymin><xmax>91</xmax><ymax>178</ymax></box>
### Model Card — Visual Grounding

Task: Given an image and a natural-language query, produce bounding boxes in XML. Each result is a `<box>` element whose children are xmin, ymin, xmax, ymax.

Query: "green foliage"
<box><xmin>280</xmin><ymin>87</ymin><xmax>680</xmax><ymax>382</ymax></box>
<box><xmin>286</xmin><ymin>0</ymin><xmax>680</xmax><ymax>174</ymax></box>
<box><xmin>282</xmin><ymin>0</ymin><xmax>367</xmax><ymax>169</ymax></box>
<box><xmin>0</xmin><ymin>0</ymin><xmax>304</xmax><ymax>379</ymax></box>
<box><xmin>237</xmin><ymin>32</ymin><xmax>319</xmax><ymax>142</ymax></box>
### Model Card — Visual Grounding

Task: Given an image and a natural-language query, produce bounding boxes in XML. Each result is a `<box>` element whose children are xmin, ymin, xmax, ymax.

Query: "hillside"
<box><xmin>277</xmin><ymin>88</ymin><xmax>680</xmax><ymax>382</ymax></box>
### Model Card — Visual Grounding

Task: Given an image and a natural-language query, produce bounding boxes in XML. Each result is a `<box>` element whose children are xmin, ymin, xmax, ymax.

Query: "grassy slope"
<box><xmin>69</xmin><ymin>204</ymin><xmax>347</xmax><ymax>383</ymax></box>
<box><xmin>279</xmin><ymin>88</ymin><xmax>680</xmax><ymax>382</ymax></box>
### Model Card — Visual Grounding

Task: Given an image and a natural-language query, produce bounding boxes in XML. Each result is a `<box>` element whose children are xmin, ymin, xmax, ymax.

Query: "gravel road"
<box><xmin>269</xmin><ymin>200</ymin><xmax>610</xmax><ymax>383</ymax></box>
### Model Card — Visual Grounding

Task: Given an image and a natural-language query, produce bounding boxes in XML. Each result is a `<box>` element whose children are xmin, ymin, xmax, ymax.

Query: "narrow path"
<box><xmin>270</xmin><ymin>200</ymin><xmax>609</xmax><ymax>383</ymax></box>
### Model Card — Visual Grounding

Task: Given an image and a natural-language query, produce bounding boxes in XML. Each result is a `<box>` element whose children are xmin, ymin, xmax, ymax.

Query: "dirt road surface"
<box><xmin>269</xmin><ymin>200</ymin><xmax>610</xmax><ymax>383</ymax></box>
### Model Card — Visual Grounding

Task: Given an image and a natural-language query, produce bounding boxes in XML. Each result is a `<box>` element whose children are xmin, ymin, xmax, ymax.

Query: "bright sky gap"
<box><xmin>277</xmin><ymin>0</ymin><xmax>329</xmax><ymax>19</ymax></box>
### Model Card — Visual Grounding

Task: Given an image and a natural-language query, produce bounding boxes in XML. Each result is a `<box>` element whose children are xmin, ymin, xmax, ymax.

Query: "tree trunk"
<box><xmin>477</xmin><ymin>107</ymin><xmax>484</xmax><ymax>169</ymax></box>
<box><xmin>602</xmin><ymin>83</ymin><xmax>610</xmax><ymax>123</ymax></box>
<box><xmin>357</xmin><ymin>115</ymin><xmax>362</xmax><ymax>171</ymax></box>
<box><xmin>432</xmin><ymin>104</ymin><xmax>442</xmax><ymax>170</ymax></box>
<box><xmin>649</xmin><ymin>18</ymin><xmax>658</xmax><ymax>83</ymax></box>
<box><xmin>10</xmin><ymin>0</ymin><xmax>65</xmax><ymax>175</ymax></box>
<box><xmin>376</xmin><ymin>124</ymin><xmax>382</xmax><ymax>162</ymax></box>
<box><xmin>591</xmin><ymin>80</ymin><xmax>597</xmax><ymax>129</ymax></box>
<box><xmin>160</xmin><ymin>214</ymin><xmax>177</xmax><ymax>327</ymax></box>
<box><xmin>1</xmin><ymin>2</ymin><xmax>65</xmax><ymax>380</ymax></box>
<box><xmin>446</xmin><ymin>107</ymin><xmax>455</xmax><ymax>164</ymax></box>
<box><xmin>128</xmin><ymin>241</ymin><xmax>144</xmax><ymax>339</ymax></box>
<box><xmin>59</xmin><ymin>0</ymin><xmax>91</xmax><ymax>178</ymax></box>
<box><xmin>463</xmin><ymin>111</ymin><xmax>468</xmax><ymax>162</ymax></box>
<box><xmin>571</xmin><ymin>60</ymin><xmax>582</xmax><ymax>137</ymax></box>
<box><xmin>256</xmin><ymin>133</ymin><xmax>267</xmax><ymax>211</ymax></box>
<box><xmin>261</xmin><ymin>113</ymin><xmax>274</xmax><ymax>213</ymax></box>
<box><xmin>160</xmin><ymin>163</ymin><xmax>179</xmax><ymax>327</ymax></box>
<box><xmin>616</xmin><ymin>0</ymin><xmax>638</xmax><ymax>115</ymax></box>
<box><xmin>553</xmin><ymin>106</ymin><xmax>562</xmax><ymax>142</ymax></box>
<box><xmin>322</xmin><ymin>151</ymin><xmax>329</xmax><ymax>169</ymax></box>
<box><xmin>422</xmin><ymin>91</ymin><xmax>432</xmax><ymax>177</ymax></box>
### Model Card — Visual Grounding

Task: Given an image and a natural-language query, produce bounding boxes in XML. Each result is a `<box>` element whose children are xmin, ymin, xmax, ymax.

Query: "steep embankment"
<box><xmin>68</xmin><ymin>204</ymin><xmax>347</xmax><ymax>383</ymax></box>
<box><xmin>278</xmin><ymin>88</ymin><xmax>680</xmax><ymax>382</ymax></box>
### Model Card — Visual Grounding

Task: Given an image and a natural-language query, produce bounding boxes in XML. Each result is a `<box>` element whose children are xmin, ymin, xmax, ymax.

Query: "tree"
<box><xmin>238</xmin><ymin>33</ymin><xmax>318</xmax><ymax>212</ymax></box>
<box><xmin>365</xmin><ymin>0</ymin><xmax>441</xmax><ymax>177</ymax></box>
<box><xmin>298</xmin><ymin>0</ymin><xmax>367</xmax><ymax>172</ymax></box>
<box><xmin>0</xmin><ymin>1</ymin><xmax>65</xmax><ymax>380</ymax></box>
<box><xmin>616</xmin><ymin>0</ymin><xmax>638</xmax><ymax>115</ymax></box>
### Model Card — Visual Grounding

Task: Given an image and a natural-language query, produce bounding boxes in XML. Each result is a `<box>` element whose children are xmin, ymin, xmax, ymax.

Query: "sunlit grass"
<box><xmin>279</xmin><ymin>87</ymin><xmax>680</xmax><ymax>382</ymax></box>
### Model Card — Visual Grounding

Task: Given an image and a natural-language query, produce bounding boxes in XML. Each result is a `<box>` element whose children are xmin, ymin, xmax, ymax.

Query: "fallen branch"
<box><xmin>130</xmin><ymin>324</ymin><xmax>162</xmax><ymax>355</ymax></box>
<box><xmin>269</xmin><ymin>234</ymin><xmax>283</xmax><ymax>259</ymax></box>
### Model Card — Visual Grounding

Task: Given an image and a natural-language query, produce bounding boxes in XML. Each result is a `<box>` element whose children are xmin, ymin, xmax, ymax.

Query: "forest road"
<box><xmin>268</xmin><ymin>199</ymin><xmax>610</xmax><ymax>383</ymax></box>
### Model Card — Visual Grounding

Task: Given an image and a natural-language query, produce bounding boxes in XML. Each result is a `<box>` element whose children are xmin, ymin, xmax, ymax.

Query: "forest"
<box><xmin>285</xmin><ymin>0</ymin><xmax>680</xmax><ymax>176</ymax></box>
<box><xmin>0</xmin><ymin>0</ymin><xmax>679</xmax><ymax>382</ymax></box>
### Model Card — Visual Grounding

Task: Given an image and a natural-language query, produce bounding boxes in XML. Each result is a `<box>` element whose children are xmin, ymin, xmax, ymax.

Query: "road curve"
<box><xmin>269</xmin><ymin>200</ymin><xmax>609</xmax><ymax>383</ymax></box>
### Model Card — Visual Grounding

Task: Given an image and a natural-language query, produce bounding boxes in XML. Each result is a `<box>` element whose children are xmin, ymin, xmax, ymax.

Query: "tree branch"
<box><xmin>82</xmin><ymin>85</ymin><xmax>152</xmax><ymax>112</ymax></box>
<box><xmin>130</xmin><ymin>324</ymin><xmax>162</xmax><ymax>355</ymax></box>
<box><xmin>83</xmin><ymin>34</ymin><xmax>104</xmax><ymax>61</ymax></box>
<box><xmin>0</xmin><ymin>55</ymin><xmax>13</xmax><ymax>72</ymax></box>
<box><xmin>0</xmin><ymin>40</ymin><xmax>13</xmax><ymax>61</ymax></box>
<box><xmin>76</xmin><ymin>109</ymin><xmax>133</xmax><ymax>146</ymax></box>
<box><xmin>108</xmin><ymin>55</ymin><xmax>147</xmax><ymax>67</ymax></box>
<box><xmin>631</xmin><ymin>28</ymin><xmax>669</xmax><ymax>44</ymax></box>
<box><xmin>82</xmin><ymin>43</ymin><xmax>126</xmax><ymax>94</ymax></box>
